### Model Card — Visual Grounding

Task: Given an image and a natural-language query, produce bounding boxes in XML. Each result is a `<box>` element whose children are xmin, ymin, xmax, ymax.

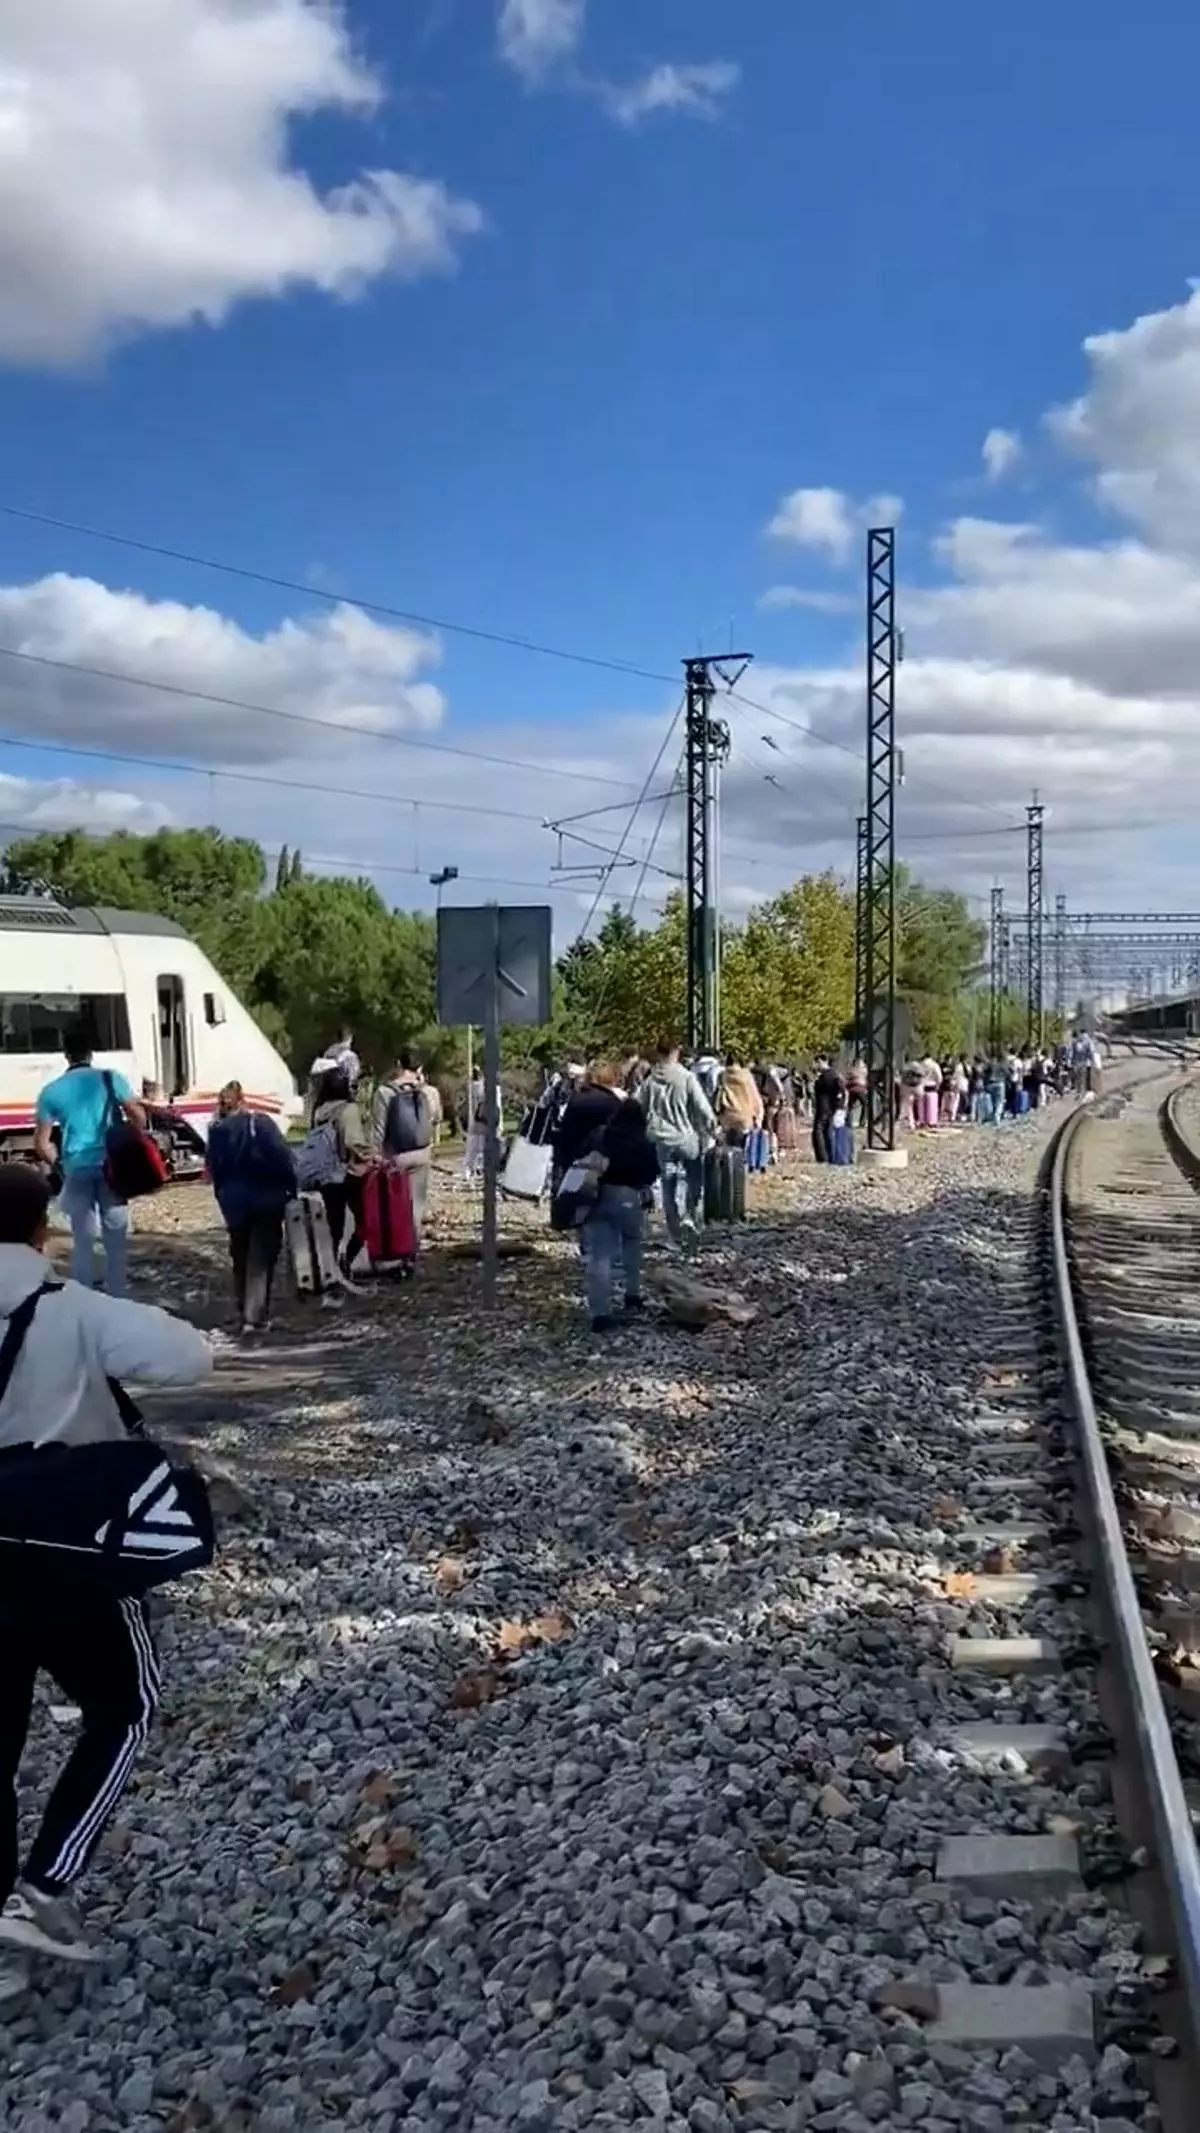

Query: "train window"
<box><xmin>203</xmin><ymin>992</ymin><xmax>225</xmax><ymax>1027</ymax></box>
<box><xmin>0</xmin><ymin>993</ymin><xmax>132</xmax><ymax>1054</ymax></box>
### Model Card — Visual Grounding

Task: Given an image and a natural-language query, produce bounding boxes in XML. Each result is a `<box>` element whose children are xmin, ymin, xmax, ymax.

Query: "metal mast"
<box><xmin>1026</xmin><ymin>793</ymin><xmax>1045</xmax><ymax>1051</ymax></box>
<box><xmin>854</xmin><ymin>814</ymin><xmax>868</xmax><ymax>1057</ymax></box>
<box><xmin>863</xmin><ymin>528</ymin><xmax>898</xmax><ymax>1148</ymax></box>
<box><xmin>683</xmin><ymin>654</ymin><xmax>749</xmax><ymax>1055</ymax></box>
<box><xmin>1053</xmin><ymin>892</ymin><xmax>1067</xmax><ymax>1029</ymax></box>
<box><xmin>989</xmin><ymin>886</ymin><xmax>1005</xmax><ymax>1058</ymax></box>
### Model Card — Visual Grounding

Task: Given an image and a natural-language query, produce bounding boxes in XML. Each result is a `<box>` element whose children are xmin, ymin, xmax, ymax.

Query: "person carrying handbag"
<box><xmin>0</xmin><ymin>1166</ymin><xmax>212</xmax><ymax>1988</ymax></box>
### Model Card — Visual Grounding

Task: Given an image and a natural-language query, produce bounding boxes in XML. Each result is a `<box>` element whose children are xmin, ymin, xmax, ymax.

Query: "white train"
<box><xmin>0</xmin><ymin>896</ymin><xmax>301</xmax><ymax>1161</ymax></box>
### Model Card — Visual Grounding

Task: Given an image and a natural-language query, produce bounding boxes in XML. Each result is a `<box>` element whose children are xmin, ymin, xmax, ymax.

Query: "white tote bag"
<box><xmin>501</xmin><ymin>1135</ymin><xmax>554</xmax><ymax>1202</ymax></box>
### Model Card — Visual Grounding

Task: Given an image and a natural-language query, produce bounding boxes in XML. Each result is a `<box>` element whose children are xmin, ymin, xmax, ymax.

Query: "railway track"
<box><xmin>1042</xmin><ymin>1059</ymin><xmax>1200</xmax><ymax>2124</ymax></box>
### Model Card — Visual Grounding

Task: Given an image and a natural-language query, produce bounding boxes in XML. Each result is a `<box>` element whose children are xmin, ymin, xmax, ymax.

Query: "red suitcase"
<box><xmin>362</xmin><ymin>1166</ymin><xmax>417</xmax><ymax>1266</ymax></box>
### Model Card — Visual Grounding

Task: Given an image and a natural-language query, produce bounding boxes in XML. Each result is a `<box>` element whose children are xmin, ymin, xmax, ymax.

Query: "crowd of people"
<box><xmin>0</xmin><ymin>1014</ymin><xmax>1110</xmax><ymax>1988</ymax></box>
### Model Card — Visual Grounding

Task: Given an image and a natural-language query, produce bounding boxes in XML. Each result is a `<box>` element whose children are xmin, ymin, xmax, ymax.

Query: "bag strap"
<box><xmin>0</xmin><ymin>1285</ymin><xmax>50</xmax><ymax>1408</ymax></box>
<box><xmin>101</xmin><ymin>1070</ymin><xmax>126</xmax><ymax>1130</ymax></box>
<box><xmin>0</xmin><ymin>1276</ymin><xmax>144</xmax><ymax>1437</ymax></box>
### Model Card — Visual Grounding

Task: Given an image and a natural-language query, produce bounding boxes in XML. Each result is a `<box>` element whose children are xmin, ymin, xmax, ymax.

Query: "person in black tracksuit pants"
<box><xmin>0</xmin><ymin>1167</ymin><xmax>212</xmax><ymax>1979</ymax></box>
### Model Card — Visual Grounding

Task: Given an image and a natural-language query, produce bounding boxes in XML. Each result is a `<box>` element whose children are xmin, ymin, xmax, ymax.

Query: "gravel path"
<box><xmin>0</xmin><ymin>1106</ymin><xmax>1167</xmax><ymax>2130</ymax></box>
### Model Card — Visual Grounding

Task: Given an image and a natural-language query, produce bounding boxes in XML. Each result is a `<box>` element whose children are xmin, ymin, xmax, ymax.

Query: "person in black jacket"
<box><xmin>810</xmin><ymin>1058</ymin><xmax>845</xmax><ymax>1165</ymax></box>
<box><xmin>553</xmin><ymin>1063</ymin><xmax>659</xmax><ymax>1333</ymax></box>
<box><xmin>206</xmin><ymin>1082</ymin><xmax>297</xmax><ymax>1333</ymax></box>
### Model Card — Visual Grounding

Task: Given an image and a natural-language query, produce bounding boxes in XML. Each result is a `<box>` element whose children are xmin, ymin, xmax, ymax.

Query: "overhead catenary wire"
<box><xmin>0</xmin><ymin>499</ymin><xmax>1031</xmax><ymax>825</ymax></box>
<box><xmin>0</xmin><ymin>827</ymin><xmax>554</xmax><ymax>900</ymax></box>
<box><xmin>0</xmin><ymin>732</ymin><xmax>564</xmax><ymax>830</ymax></box>
<box><xmin>0</xmin><ymin>643</ymin><xmax>645</xmax><ymax>796</ymax></box>
<box><xmin>571</xmin><ymin>699</ymin><xmax>685</xmax><ymax>945</ymax></box>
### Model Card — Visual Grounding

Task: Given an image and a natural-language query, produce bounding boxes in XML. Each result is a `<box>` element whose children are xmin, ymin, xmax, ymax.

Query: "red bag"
<box><xmin>362</xmin><ymin>1165</ymin><xmax>417</xmax><ymax>1265</ymax></box>
<box><xmin>102</xmin><ymin>1074</ymin><xmax>169</xmax><ymax>1201</ymax></box>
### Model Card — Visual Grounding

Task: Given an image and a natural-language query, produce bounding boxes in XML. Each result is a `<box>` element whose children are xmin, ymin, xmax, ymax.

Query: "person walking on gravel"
<box><xmin>0</xmin><ymin>1166</ymin><xmax>212</xmax><ymax>1981</ymax></box>
<box><xmin>636</xmin><ymin>1042</ymin><xmax>715</xmax><ymax>1248</ymax></box>
<box><xmin>554</xmin><ymin>1063</ymin><xmax>659</xmax><ymax>1331</ymax></box>
<box><xmin>207</xmin><ymin>1081</ymin><xmax>297</xmax><ymax>1334</ymax></box>
<box><xmin>33</xmin><ymin>1024</ymin><xmax>150</xmax><ymax>1300</ymax></box>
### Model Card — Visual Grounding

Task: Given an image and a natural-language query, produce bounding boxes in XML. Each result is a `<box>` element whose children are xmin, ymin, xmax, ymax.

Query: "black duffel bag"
<box><xmin>0</xmin><ymin>1285</ymin><xmax>214</xmax><ymax>1601</ymax></box>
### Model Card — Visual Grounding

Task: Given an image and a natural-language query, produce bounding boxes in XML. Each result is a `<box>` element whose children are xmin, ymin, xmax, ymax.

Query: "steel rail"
<box><xmin>1049</xmin><ymin>1080</ymin><xmax>1200</xmax><ymax>2048</ymax></box>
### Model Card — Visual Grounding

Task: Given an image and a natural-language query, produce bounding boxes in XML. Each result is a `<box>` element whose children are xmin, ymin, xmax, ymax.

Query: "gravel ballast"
<box><xmin>0</xmin><ymin>1101</ymin><xmax>1171</xmax><ymax>2129</ymax></box>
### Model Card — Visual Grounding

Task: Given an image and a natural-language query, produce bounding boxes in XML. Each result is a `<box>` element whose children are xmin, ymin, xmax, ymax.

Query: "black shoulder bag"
<box><xmin>0</xmin><ymin>1284</ymin><xmax>215</xmax><ymax>1601</ymax></box>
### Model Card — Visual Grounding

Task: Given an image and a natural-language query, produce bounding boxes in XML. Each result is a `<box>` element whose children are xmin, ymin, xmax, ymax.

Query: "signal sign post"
<box><xmin>437</xmin><ymin>905</ymin><xmax>552</xmax><ymax>1306</ymax></box>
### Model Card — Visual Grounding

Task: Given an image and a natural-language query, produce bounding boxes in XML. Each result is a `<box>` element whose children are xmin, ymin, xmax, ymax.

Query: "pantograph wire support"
<box><xmin>1026</xmin><ymin>793</ymin><xmax>1045</xmax><ymax>1051</ymax></box>
<box><xmin>864</xmin><ymin>529</ymin><xmax>898</xmax><ymax>1149</ymax></box>
<box><xmin>683</xmin><ymin>654</ymin><xmax>750</xmax><ymax>1054</ymax></box>
<box><xmin>1053</xmin><ymin>892</ymin><xmax>1068</xmax><ymax>1025</ymax></box>
<box><xmin>854</xmin><ymin>814</ymin><xmax>868</xmax><ymax>1058</ymax></box>
<box><xmin>989</xmin><ymin>886</ymin><xmax>1005</xmax><ymax>1058</ymax></box>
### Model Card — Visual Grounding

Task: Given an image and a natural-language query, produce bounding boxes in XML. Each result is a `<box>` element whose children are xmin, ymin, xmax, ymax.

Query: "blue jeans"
<box><xmin>658</xmin><ymin>1152</ymin><xmax>703</xmax><ymax>1246</ymax></box>
<box><xmin>61</xmin><ymin>1166</ymin><xmax>129</xmax><ymax>1296</ymax></box>
<box><xmin>987</xmin><ymin>1081</ymin><xmax>1006</xmax><ymax>1122</ymax></box>
<box><xmin>584</xmin><ymin>1185</ymin><xmax>645</xmax><ymax>1321</ymax></box>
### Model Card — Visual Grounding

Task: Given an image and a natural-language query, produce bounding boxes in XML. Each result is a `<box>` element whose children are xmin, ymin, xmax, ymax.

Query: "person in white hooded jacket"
<box><xmin>0</xmin><ymin>1165</ymin><xmax>212</xmax><ymax>1983</ymax></box>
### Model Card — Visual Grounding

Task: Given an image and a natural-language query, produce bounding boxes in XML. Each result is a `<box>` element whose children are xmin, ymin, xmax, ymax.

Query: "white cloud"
<box><xmin>765</xmin><ymin>487</ymin><xmax>903</xmax><ymax>563</ymax></box>
<box><xmin>497</xmin><ymin>0</ymin><xmax>586</xmax><ymax>82</ymax></box>
<box><xmin>757</xmin><ymin>587</ymin><xmax>856</xmax><ymax>615</ymax></box>
<box><xmin>602</xmin><ymin>61</ymin><xmax>740</xmax><ymax>127</ymax></box>
<box><xmin>1050</xmin><ymin>283</ymin><xmax>1200</xmax><ymax>553</ymax></box>
<box><xmin>496</xmin><ymin>0</ymin><xmax>737</xmax><ymax>127</ymax></box>
<box><xmin>766</xmin><ymin>488</ymin><xmax>855</xmax><ymax>561</ymax></box>
<box><xmin>0</xmin><ymin>0</ymin><xmax>483</xmax><ymax>366</ymax></box>
<box><xmin>0</xmin><ymin>773</ymin><xmax>172</xmax><ymax>841</ymax></box>
<box><xmin>982</xmin><ymin>427</ymin><xmax>1022</xmax><ymax>480</ymax></box>
<box><xmin>0</xmin><ymin>574</ymin><xmax>445</xmax><ymax>765</ymax></box>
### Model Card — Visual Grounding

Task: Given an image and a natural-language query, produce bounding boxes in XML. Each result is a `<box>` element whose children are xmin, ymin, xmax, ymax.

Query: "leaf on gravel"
<box><xmin>434</xmin><ymin>1556</ymin><xmax>467</xmax><ymax>1594</ymax></box>
<box><xmin>982</xmin><ymin>1543</ymin><xmax>1017</xmax><ymax>1575</ymax></box>
<box><xmin>984</xmin><ymin>1369</ymin><xmax>1023</xmax><ymax>1388</ymax></box>
<box><xmin>360</xmin><ymin>1771</ymin><xmax>398</xmax><ymax>1809</ymax></box>
<box><xmin>361</xmin><ymin>1828</ymin><xmax>420</xmax><ymax>1871</ymax></box>
<box><xmin>495</xmin><ymin>1611</ymin><xmax>569</xmax><ymax>1657</ymax></box>
<box><xmin>451</xmin><ymin>1667</ymin><xmax>503</xmax><ymax>1709</ymax></box>
<box><xmin>932</xmin><ymin>1497</ymin><xmax>963</xmax><ymax>1523</ymax></box>
<box><xmin>945</xmin><ymin>1571</ymin><xmax>975</xmax><ymax>1597</ymax></box>
<box><xmin>271</xmin><ymin>1959</ymin><xmax>319</xmax><ymax>2006</ymax></box>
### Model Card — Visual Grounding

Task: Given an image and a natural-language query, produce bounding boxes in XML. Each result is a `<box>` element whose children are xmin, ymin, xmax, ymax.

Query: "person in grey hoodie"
<box><xmin>636</xmin><ymin>1042</ymin><xmax>716</xmax><ymax>1248</ymax></box>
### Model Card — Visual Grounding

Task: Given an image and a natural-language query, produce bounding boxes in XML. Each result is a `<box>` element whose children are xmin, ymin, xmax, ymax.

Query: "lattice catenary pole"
<box><xmin>1025</xmin><ymin>793</ymin><xmax>1045</xmax><ymax>1050</ymax></box>
<box><xmin>863</xmin><ymin>529</ymin><xmax>898</xmax><ymax>1148</ymax></box>
<box><xmin>683</xmin><ymin>654</ymin><xmax>747</xmax><ymax>1055</ymax></box>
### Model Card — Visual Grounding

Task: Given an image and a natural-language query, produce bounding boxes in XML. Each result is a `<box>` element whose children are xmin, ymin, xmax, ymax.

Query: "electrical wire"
<box><xmin>0</xmin><ymin>643</ymin><xmax>644</xmax><ymax>796</ymax></box>
<box><xmin>0</xmin><ymin>826</ymin><xmax>553</xmax><ymax>900</ymax></box>
<box><xmin>0</xmin><ymin>503</ymin><xmax>680</xmax><ymax>689</ymax></box>
<box><xmin>0</xmin><ymin>733</ymin><xmax>558</xmax><ymax>829</ymax></box>
<box><xmin>572</xmin><ymin>699</ymin><xmax>685</xmax><ymax>945</ymax></box>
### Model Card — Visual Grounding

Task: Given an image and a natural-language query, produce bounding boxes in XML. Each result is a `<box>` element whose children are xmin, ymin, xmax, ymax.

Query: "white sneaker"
<box><xmin>0</xmin><ymin>1883</ymin><xmax>100</xmax><ymax>1964</ymax></box>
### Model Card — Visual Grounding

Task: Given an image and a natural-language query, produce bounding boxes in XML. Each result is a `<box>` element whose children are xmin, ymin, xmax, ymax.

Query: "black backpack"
<box><xmin>0</xmin><ymin>1284</ymin><xmax>215</xmax><ymax>1601</ymax></box>
<box><xmin>384</xmin><ymin>1083</ymin><xmax>432</xmax><ymax>1157</ymax></box>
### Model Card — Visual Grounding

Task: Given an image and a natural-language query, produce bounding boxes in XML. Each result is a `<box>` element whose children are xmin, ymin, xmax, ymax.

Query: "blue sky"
<box><xmin>2</xmin><ymin>0</ymin><xmax>1200</xmax><ymax>955</ymax></box>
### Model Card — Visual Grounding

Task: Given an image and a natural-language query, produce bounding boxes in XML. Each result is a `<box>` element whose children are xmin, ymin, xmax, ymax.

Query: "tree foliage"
<box><xmin>2</xmin><ymin>824</ymin><xmax>994</xmax><ymax>1079</ymax></box>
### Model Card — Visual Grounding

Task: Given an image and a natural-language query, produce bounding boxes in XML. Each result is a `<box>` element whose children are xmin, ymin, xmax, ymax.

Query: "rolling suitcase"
<box><xmin>775</xmin><ymin>1107</ymin><xmax>798</xmax><ymax>1152</ymax></box>
<box><xmin>285</xmin><ymin>1192</ymin><xmax>341</xmax><ymax>1298</ymax></box>
<box><xmin>362</xmin><ymin>1165</ymin><xmax>417</xmax><ymax>1267</ymax></box>
<box><xmin>745</xmin><ymin>1128</ymin><xmax>769</xmax><ymax>1174</ymax></box>
<box><xmin>704</xmin><ymin>1147</ymin><xmax>747</xmax><ymax>1224</ymax></box>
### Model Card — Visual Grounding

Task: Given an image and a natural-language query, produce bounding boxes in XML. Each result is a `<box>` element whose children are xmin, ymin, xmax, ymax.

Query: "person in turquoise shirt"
<box><xmin>33</xmin><ymin>1025</ymin><xmax>148</xmax><ymax>1297</ymax></box>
